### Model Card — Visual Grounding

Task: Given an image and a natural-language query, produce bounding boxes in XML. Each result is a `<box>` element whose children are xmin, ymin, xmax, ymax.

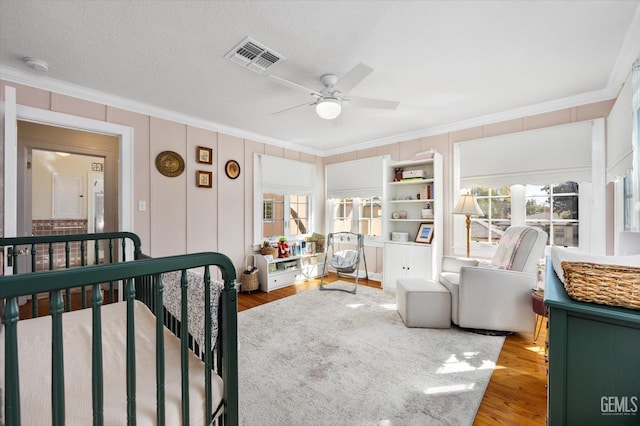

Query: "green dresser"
<box><xmin>544</xmin><ymin>258</ymin><xmax>640</xmax><ymax>425</ymax></box>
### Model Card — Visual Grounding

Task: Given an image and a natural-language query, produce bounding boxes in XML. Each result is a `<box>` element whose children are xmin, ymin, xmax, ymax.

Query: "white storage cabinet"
<box><xmin>255</xmin><ymin>253</ymin><xmax>325</xmax><ymax>292</ymax></box>
<box><xmin>383</xmin><ymin>242</ymin><xmax>432</xmax><ymax>292</ymax></box>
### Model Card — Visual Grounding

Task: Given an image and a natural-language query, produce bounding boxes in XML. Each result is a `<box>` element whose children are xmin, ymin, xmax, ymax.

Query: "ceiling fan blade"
<box><xmin>271</xmin><ymin>101</ymin><xmax>317</xmax><ymax>116</ymax></box>
<box><xmin>345</xmin><ymin>96</ymin><xmax>399</xmax><ymax>110</ymax></box>
<box><xmin>269</xmin><ymin>74</ymin><xmax>322</xmax><ymax>97</ymax></box>
<box><xmin>333</xmin><ymin>63</ymin><xmax>373</xmax><ymax>93</ymax></box>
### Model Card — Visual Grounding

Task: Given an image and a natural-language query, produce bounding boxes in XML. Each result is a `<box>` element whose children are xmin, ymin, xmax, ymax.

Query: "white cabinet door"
<box><xmin>383</xmin><ymin>243</ymin><xmax>404</xmax><ymax>292</ymax></box>
<box><xmin>383</xmin><ymin>242</ymin><xmax>433</xmax><ymax>292</ymax></box>
<box><xmin>406</xmin><ymin>243</ymin><xmax>432</xmax><ymax>279</ymax></box>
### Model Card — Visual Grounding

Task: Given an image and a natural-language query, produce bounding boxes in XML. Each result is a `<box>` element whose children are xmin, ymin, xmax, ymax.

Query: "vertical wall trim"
<box><xmin>591</xmin><ymin>118</ymin><xmax>606</xmax><ymax>254</ymax></box>
<box><xmin>3</xmin><ymin>86</ymin><xmax>17</xmax><ymax>243</ymax></box>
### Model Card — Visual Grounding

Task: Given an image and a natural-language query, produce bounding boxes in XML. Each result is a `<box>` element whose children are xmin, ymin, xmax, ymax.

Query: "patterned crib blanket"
<box><xmin>161</xmin><ymin>269</ymin><xmax>224</xmax><ymax>350</ymax></box>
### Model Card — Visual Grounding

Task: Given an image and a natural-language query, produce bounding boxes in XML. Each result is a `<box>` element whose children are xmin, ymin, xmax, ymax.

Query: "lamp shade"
<box><xmin>316</xmin><ymin>97</ymin><xmax>341</xmax><ymax>119</ymax></box>
<box><xmin>452</xmin><ymin>194</ymin><xmax>484</xmax><ymax>216</ymax></box>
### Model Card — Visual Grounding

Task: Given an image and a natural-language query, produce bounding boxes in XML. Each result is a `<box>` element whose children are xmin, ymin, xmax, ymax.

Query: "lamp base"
<box><xmin>465</xmin><ymin>214</ymin><xmax>471</xmax><ymax>258</ymax></box>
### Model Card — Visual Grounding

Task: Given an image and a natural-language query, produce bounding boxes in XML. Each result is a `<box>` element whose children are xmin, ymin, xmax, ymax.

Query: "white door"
<box><xmin>3</xmin><ymin>85</ymin><xmax>17</xmax><ymax>276</ymax></box>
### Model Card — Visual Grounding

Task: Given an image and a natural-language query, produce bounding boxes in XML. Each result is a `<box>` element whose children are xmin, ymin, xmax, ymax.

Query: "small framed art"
<box><xmin>415</xmin><ymin>223</ymin><xmax>434</xmax><ymax>244</ymax></box>
<box><xmin>196</xmin><ymin>170</ymin><xmax>212</xmax><ymax>188</ymax></box>
<box><xmin>225</xmin><ymin>159</ymin><xmax>240</xmax><ymax>179</ymax></box>
<box><xmin>197</xmin><ymin>146</ymin><xmax>213</xmax><ymax>164</ymax></box>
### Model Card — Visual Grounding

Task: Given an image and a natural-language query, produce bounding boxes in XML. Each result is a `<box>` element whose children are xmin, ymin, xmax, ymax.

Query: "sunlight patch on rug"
<box><xmin>238</xmin><ymin>281</ymin><xmax>505</xmax><ymax>425</ymax></box>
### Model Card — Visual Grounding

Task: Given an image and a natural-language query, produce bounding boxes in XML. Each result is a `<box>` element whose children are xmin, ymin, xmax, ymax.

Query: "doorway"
<box><xmin>17</xmin><ymin>122</ymin><xmax>118</xmax><ymax>270</ymax></box>
<box><xmin>3</xmin><ymin>87</ymin><xmax>135</xmax><ymax>278</ymax></box>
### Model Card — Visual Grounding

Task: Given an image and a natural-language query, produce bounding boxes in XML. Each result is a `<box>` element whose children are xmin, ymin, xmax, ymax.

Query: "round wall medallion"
<box><xmin>155</xmin><ymin>151</ymin><xmax>185</xmax><ymax>177</ymax></box>
<box><xmin>225</xmin><ymin>159</ymin><xmax>240</xmax><ymax>179</ymax></box>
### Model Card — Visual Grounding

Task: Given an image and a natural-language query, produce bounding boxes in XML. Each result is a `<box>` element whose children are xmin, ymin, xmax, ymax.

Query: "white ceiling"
<box><xmin>1</xmin><ymin>1</ymin><xmax>639</xmax><ymax>156</ymax></box>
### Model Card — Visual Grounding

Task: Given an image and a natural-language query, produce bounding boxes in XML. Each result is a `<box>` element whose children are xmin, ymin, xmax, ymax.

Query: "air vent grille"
<box><xmin>225</xmin><ymin>37</ymin><xmax>285</xmax><ymax>74</ymax></box>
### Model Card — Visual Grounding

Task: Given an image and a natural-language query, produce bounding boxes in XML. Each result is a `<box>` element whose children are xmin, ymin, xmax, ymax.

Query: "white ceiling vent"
<box><xmin>225</xmin><ymin>37</ymin><xmax>285</xmax><ymax>74</ymax></box>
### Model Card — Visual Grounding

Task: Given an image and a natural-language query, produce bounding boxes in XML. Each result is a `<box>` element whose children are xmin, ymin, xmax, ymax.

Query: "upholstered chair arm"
<box><xmin>441</xmin><ymin>255</ymin><xmax>480</xmax><ymax>273</ymax></box>
<box><xmin>457</xmin><ymin>266</ymin><xmax>537</xmax><ymax>333</ymax></box>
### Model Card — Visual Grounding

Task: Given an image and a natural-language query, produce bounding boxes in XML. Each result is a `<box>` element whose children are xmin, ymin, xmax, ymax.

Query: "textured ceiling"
<box><xmin>1</xmin><ymin>0</ymin><xmax>639</xmax><ymax>155</ymax></box>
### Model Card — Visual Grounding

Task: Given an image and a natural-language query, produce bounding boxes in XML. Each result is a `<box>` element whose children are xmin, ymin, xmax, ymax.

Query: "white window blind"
<box><xmin>326</xmin><ymin>156</ymin><xmax>385</xmax><ymax>199</ymax></box>
<box><xmin>259</xmin><ymin>154</ymin><xmax>315</xmax><ymax>194</ymax></box>
<box><xmin>459</xmin><ymin>121</ymin><xmax>593</xmax><ymax>188</ymax></box>
<box><xmin>607</xmin><ymin>72</ymin><xmax>634</xmax><ymax>181</ymax></box>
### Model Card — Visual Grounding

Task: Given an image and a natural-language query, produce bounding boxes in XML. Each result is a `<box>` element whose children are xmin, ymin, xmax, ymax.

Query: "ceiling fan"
<box><xmin>270</xmin><ymin>63</ymin><xmax>399</xmax><ymax>120</ymax></box>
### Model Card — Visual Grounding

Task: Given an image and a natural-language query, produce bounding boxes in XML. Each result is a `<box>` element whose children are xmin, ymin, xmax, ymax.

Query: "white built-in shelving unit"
<box><xmin>382</xmin><ymin>152</ymin><xmax>443</xmax><ymax>292</ymax></box>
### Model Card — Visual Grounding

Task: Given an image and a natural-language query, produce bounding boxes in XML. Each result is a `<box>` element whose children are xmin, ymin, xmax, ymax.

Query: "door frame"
<box><xmin>15</xmin><ymin>104</ymin><xmax>133</xmax><ymax>233</ymax></box>
<box><xmin>4</xmin><ymin>95</ymin><xmax>134</xmax><ymax>274</ymax></box>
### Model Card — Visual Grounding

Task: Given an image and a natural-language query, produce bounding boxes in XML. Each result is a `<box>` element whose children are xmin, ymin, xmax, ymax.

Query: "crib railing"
<box><xmin>0</xmin><ymin>251</ymin><xmax>238</xmax><ymax>426</ymax></box>
<box><xmin>1</xmin><ymin>232</ymin><xmax>143</xmax><ymax>316</ymax></box>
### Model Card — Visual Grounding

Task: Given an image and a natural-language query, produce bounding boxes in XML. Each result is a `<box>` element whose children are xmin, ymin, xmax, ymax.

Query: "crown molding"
<box><xmin>323</xmin><ymin>86</ymin><xmax>617</xmax><ymax>157</ymax></box>
<box><xmin>0</xmin><ymin>65</ymin><xmax>324</xmax><ymax>157</ymax></box>
<box><xmin>325</xmin><ymin>4</ymin><xmax>640</xmax><ymax>157</ymax></box>
<box><xmin>2</xmin><ymin>22</ymin><xmax>635</xmax><ymax>161</ymax></box>
<box><xmin>607</xmin><ymin>3</ymin><xmax>640</xmax><ymax>93</ymax></box>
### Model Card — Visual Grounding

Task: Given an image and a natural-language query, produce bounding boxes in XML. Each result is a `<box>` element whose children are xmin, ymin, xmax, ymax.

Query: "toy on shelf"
<box><xmin>277</xmin><ymin>237</ymin><xmax>290</xmax><ymax>258</ymax></box>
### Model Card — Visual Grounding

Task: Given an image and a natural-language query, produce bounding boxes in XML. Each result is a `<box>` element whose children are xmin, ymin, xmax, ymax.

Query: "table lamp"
<box><xmin>452</xmin><ymin>194</ymin><xmax>484</xmax><ymax>257</ymax></box>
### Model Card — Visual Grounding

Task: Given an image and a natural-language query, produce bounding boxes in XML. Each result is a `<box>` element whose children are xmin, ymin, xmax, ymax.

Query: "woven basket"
<box><xmin>240</xmin><ymin>254</ymin><xmax>259</xmax><ymax>292</ymax></box>
<box><xmin>260</xmin><ymin>246</ymin><xmax>277</xmax><ymax>257</ymax></box>
<box><xmin>561</xmin><ymin>261</ymin><xmax>640</xmax><ymax>310</ymax></box>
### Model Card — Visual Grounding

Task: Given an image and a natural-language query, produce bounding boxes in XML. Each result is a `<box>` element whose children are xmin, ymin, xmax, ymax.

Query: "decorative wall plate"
<box><xmin>225</xmin><ymin>159</ymin><xmax>240</xmax><ymax>179</ymax></box>
<box><xmin>155</xmin><ymin>151</ymin><xmax>185</xmax><ymax>177</ymax></box>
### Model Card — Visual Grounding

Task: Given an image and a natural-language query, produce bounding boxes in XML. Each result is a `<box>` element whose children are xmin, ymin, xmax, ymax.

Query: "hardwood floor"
<box><xmin>238</xmin><ymin>273</ymin><xmax>548</xmax><ymax>425</ymax></box>
<box><xmin>18</xmin><ymin>273</ymin><xmax>548</xmax><ymax>424</ymax></box>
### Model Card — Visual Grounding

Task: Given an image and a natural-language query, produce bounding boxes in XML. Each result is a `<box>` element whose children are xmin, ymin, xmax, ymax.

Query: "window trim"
<box><xmin>253</xmin><ymin>153</ymin><xmax>317</xmax><ymax>245</ymax></box>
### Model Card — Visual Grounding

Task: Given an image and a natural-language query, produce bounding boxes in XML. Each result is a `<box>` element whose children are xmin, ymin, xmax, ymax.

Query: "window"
<box><xmin>332</xmin><ymin>198</ymin><xmax>354</xmax><ymax>233</ymax></box>
<box><xmin>261</xmin><ymin>193</ymin><xmax>310</xmax><ymax>239</ymax></box>
<box><xmin>254</xmin><ymin>154</ymin><xmax>316</xmax><ymax>243</ymax></box>
<box><xmin>463</xmin><ymin>181</ymin><xmax>579</xmax><ymax>247</ymax></box>
<box><xmin>525</xmin><ymin>182</ymin><xmax>578</xmax><ymax>247</ymax></box>
<box><xmin>468</xmin><ymin>187</ymin><xmax>511</xmax><ymax>243</ymax></box>
<box><xmin>358</xmin><ymin>197</ymin><xmax>382</xmax><ymax>236</ymax></box>
<box><xmin>329</xmin><ymin>196</ymin><xmax>382</xmax><ymax>238</ymax></box>
<box><xmin>263</xmin><ymin>199</ymin><xmax>274</xmax><ymax>220</ymax></box>
<box><xmin>289</xmin><ymin>194</ymin><xmax>309</xmax><ymax>236</ymax></box>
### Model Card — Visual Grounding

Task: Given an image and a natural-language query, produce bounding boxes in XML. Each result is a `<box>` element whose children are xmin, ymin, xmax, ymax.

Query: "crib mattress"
<box><xmin>8</xmin><ymin>300</ymin><xmax>223</xmax><ymax>425</ymax></box>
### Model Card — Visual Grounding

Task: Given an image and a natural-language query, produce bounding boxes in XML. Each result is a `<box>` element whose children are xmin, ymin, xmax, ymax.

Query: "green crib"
<box><xmin>0</xmin><ymin>232</ymin><xmax>238</xmax><ymax>426</ymax></box>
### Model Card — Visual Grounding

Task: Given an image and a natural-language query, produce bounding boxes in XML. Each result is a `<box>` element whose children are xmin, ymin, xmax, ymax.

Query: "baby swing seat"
<box><xmin>320</xmin><ymin>232</ymin><xmax>368</xmax><ymax>294</ymax></box>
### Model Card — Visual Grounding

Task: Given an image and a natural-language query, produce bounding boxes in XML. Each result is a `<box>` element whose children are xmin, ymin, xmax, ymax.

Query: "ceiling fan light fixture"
<box><xmin>316</xmin><ymin>97</ymin><xmax>341</xmax><ymax>119</ymax></box>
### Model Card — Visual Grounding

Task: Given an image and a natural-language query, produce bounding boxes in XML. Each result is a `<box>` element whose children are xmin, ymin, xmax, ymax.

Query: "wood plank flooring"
<box><xmin>18</xmin><ymin>272</ymin><xmax>548</xmax><ymax>424</ymax></box>
<box><xmin>238</xmin><ymin>273</ymin><xmax>548</xmax><ymax>425</ymax></box>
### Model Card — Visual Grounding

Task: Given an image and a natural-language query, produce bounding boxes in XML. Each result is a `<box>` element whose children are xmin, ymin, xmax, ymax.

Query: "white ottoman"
<box><xmin>396</xmin><ymin>278</ymin><xmax>451</xmax><ymax>328</ymax></box>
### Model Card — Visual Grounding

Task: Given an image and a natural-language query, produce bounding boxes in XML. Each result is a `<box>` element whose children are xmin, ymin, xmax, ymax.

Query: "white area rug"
<box><xmin>238</xmin><ymin>282</ymin><xmax>505</xmax><ymax>426</ymax></box>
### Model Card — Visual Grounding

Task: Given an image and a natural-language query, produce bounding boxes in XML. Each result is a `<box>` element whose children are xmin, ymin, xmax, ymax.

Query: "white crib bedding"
<box><xmin>10</xmin><ymin>300</ymin><xmax>223</xmax><ymax>425</ymax></box>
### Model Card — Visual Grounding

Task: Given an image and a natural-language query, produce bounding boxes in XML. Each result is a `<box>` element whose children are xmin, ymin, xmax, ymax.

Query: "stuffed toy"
<box><xmin>277</xmin><ymin>237</ymin><xmax>290</xmax><ymax>258</ymax></box>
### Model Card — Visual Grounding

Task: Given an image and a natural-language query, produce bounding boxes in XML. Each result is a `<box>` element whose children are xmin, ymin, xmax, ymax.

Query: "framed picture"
<box><xmin>225</xmin><ymin>159</ymin><xmax>240</xmax><ymax>179</ymax></box>
<box><xmin>196</xmin><ymin>170</ymin><xmax>212</xmax><ymax>188</ymax></box>
<box><xmin>155</xmin><ymin>150</ymin><xmax>185</xmax><ymax>177</ymax></box>
<box><xmin>415</xmin><ymin>223</ymin><xmax>434</xmax><ymax>244</ymax></box>
<box><xmin>197</xmin><ymin>146</ymin><xmax>213</xmax><ymax>164</ymax></box>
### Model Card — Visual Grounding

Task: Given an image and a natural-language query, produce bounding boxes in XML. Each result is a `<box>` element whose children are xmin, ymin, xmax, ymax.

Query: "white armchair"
<box><xmin>439</xmin><ymin>226</ymin><xmax>547</xmax><ymax>333</ymax></box>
